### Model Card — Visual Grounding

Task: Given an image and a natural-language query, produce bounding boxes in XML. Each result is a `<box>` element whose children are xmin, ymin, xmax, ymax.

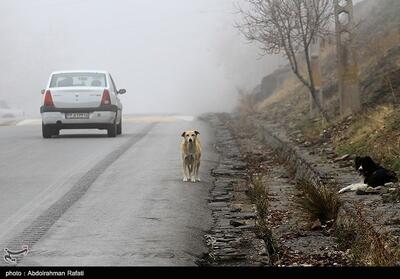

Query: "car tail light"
<box><xmin>101</xmin><ymin>89</ymin><xmax>111</xmax><ymax>106</ymax></box>
<box><xmin>44</xmin><ymin>90</ymin><xmax>54</xmax><ymax>107</ymax></box>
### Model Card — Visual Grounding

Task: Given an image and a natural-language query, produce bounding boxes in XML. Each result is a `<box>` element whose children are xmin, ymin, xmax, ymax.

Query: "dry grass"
<box><xmin>382</xmin><ymin>187</ymin><xmax>400</xmax><ymax>204</ymax></box>
<box><xmin>336</xmin><ymin>106</ymin><xmax>392</xmax><ymax>144</ymax></box>
<box><xmin>242</xmin><ymin>23</ymin><xmax>400</xmax><ymax>153</ymax></box>
<box><xmin>248</xmin><ymin>175</ymin><xmax>268</xmax><ymax>215</ymax></box>
<box><xmin>256</xmin><ymin>74</ymin><xmax>302</xmax><ymax>112</ymax></box>
<box><xmin>237</xmin><ymin>91</ymin><xmax>257</xmax><ymax>116</ymax></box>
<box><xmin>236</xmin><ymin>93</ymin><xmax>259</xmax><ymax>137</ymax></box>
<box><xmin>360</xmin><ymin>31</ymin><xmax>400</xmax><ymax>70</ymax></box>
<box><xmin>294</xmin><ymin>117</ymin><xmax>330</xmax><ymax>142</ymax></box>
<box><xmin>296</xmin><ymin>179</ymin><xmax>341</xmax><ymax>225</ymax></box>
<box><xmin>334</xmin><ymin>105</ymin><xmax>400</xmax><ymax>173</ymax></box>
<box><xmin>335</xmin><ymin>203</ymin><xmax>400</xmax><ymax>266</ymax></box>
<box><xmin>248</xmin><ymin>174</ymin><xmax>279</xmax><ymax>261</ymax></box>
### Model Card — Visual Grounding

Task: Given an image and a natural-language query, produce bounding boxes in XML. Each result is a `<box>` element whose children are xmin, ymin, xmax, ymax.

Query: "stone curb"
<box><xmin>198</xmin><ymin>114</ymin><xmax>270</xmax><ymax>266</ymax></box>
<box><xmin>252</xmin><ymin>118</ymin><xmax>400</xmax><ymax>241</ymax></box>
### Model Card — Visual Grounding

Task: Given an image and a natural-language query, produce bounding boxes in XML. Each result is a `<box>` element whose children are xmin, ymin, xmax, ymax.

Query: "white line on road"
<box><xmin>16</xmin><ymin>119</ymin><xmax>41</xmax><ymax>126</ymax></box>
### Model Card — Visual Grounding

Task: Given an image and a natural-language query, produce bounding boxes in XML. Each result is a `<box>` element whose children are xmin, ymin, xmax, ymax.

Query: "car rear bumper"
<box><xmin>40</xmin><ymin>105</ymin><xmax>118</xmax><ymax>113</ymax></box>
<box><xmin>41</xmin><ymin>106</ymin><xmax>118</xmax><ymax>126</ymax></box>
<box><xmin>43</xmin><ymin>123</ymin><xmax>115</xmax><ymax>130</ymax></box>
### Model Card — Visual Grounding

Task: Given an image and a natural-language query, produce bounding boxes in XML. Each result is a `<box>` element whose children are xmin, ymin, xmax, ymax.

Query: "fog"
<box><xmin>0</xmin><ymin>0</ymin><xmax>285</xmax><ymax>117</ymax></box>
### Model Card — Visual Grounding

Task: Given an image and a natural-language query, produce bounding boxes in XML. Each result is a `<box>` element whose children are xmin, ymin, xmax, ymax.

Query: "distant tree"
<box><xmin>236</xmin><ymin>0</ymin><xmax>333</xmax><ymax>121</ymax></box>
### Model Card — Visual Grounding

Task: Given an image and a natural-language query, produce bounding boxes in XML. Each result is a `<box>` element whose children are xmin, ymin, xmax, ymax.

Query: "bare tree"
<box><xmin>236</xmin><ymin>0</ymin><xmax>333</xmax><ymax>121</ymax></box>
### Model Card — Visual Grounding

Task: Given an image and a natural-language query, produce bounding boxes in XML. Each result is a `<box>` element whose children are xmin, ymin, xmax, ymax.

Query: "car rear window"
<box><xmin>50</xmin><ymin>73</ymin><xmax>107</xmax><ymax>88</ymax></box>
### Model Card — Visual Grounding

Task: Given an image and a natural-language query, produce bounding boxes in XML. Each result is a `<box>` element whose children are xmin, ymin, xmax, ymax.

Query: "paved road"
<box><xmin>0</xmin><ymin>116</ymin><xmax>217</xmax><ymax>266</ymax></box>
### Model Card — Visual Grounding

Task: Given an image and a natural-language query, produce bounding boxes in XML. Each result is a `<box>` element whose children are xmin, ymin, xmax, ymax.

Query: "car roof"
<box><xmin>50</xmin><ymin>70</ymin><xmax>109</xmax><ymax>75</ymax></box>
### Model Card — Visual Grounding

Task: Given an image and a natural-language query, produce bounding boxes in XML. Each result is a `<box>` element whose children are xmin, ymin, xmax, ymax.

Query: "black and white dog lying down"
<box><xmin>338</xmin><ymin>156</ymin><xmax>398</xmax><ymax>194</ymax></box>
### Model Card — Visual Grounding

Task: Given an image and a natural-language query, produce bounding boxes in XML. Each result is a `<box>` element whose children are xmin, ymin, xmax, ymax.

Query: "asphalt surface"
<box><xmin>0</xmin><ymin>115</ymin><xmax>217</xmax><ymax>266</ymax></box>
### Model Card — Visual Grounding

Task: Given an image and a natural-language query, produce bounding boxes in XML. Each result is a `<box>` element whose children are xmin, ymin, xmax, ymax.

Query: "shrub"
<box><xmin>296</xmin><ymin>179</ymin><xmax>341</xmax><ymax>224</ymax></box>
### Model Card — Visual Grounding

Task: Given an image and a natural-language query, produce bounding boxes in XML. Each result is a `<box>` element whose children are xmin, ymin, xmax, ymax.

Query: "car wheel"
<box><xmin>107</xmin><ymin>122</ymin><xmax>117</xmax><ymax>138</ymax></box>
<box><xmin>117</xmin><ymin>118</ymin><xmax>122</xmax><ymax>135</ymax></box>
<box><xmin>42</xmin><ymin>123</ymin><xmax>53</xmax><ymax>138</ymax></box>
<box><xmin>53</xmin><ymin>129</ymin><xmax>60</xmax><ymax>136</ymax></box>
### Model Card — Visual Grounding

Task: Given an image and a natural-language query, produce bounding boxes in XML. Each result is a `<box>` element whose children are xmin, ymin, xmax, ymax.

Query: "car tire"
<box><xmin>107</xmin><ymin>122</ymin><xmax>117</xmax><ymax>138</ymax></box>
<box><xmin>42</xmin><ymin>123</ymin><xmax>53</xmax><ymax>139</ymax></box>
<box><xmin>117</xmin><ymin>118</ymin><xmax>122</xmax><ymax>135</ymax></box>
<box><xmin>54</xmin><ymin>129</ymin><xmax>60</xmax><ymax>136</ymax></box>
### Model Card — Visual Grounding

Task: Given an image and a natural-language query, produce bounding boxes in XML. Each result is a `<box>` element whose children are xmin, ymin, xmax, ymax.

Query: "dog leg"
<box><xmin>186</xmin><ymin>166</ymin><xmax>192</xmax><ymax>182</ymax></box>
<box><xmin>338</xmin><ymin>183</ymin><xmax>368</xmax><ymax>194</ymax></box>
<box><xmin>338</xmin><ymin>185</ymin><xmax>353</xmax><ymax>194</ymax></box>
<box><xmin>187</xmin><ymin>163</ymin><xmax>195</xmax><ymax>183</ymax></box>
<box><xmin>190</xmin><ymin>165</ymin><xmax>196</xmax><ymax>183</ymax></box>
<box><xmin>182</xmin><ymin>161</ymin><xmax>189</xmax><ymax>182</ymax></box>
<box><xmin>195</xmin><ymin>161</ymin><xmax>201</xmax><ymax>182</ymax></box>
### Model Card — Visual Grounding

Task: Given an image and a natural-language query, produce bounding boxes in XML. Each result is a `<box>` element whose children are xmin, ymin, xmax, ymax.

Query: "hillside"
<box><xmin>244</xmin><ymin>0</ymin><xmax>400</xmax><ymax>173</ymax></box>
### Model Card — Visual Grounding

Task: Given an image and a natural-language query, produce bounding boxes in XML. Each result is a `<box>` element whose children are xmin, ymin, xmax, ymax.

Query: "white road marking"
<box><xmin>173</xmin><ymin>115</ymin><xmax>195</xmax><ymax>122</ymax></box>
<box><xmin>16</xmin><ymin>119</ymin><xmax>41</xmax><ymax>126</ymax></box>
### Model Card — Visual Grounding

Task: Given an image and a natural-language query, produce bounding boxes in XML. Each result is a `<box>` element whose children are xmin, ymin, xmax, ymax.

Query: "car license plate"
<box><xmin>65</xmin><ymin>113</ymin><xmax>90</xmax><ymax>119</ymax></box>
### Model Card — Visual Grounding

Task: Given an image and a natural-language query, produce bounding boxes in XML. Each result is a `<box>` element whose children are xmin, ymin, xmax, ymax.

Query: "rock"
<box><xmin>327</xmin><ymin>154</ymin><xmax>337</xmax><ymax>160</ymax></box>
<box><xmin>213</xmin><ymin>195</ymin><xmax>232</xmax><ymax>202</ymax></box>
<box><xmin>232</xmin><ymin>163</ymin><xmax>248</xmax><ymax>170</ymax></box>
<box><xmin>232</xmin><ymin>212</ymin><xmax>257</xmax><ymax>220</ymax></box>
<box><xmin>338</xmin><ymin>161</ymin><xmax>353</xmax><ymax>168</ymax></box>
<box><xmin>334</xmin><ymin>154</ymin><xmax>350</xmax><ymax>162</ymax></box>
<box><xmin>324</xmin><ymin>148</ymin><xmax>335</xmax><ymax>155</ymax></box>
<box><xmin>356</xmin><ymin>187</ymin><xmax>381</xmax><ymax>195</ymax></box>
<box><xmin>303</xmin><ymin>141</ymin><xmax>312</xmax><ymax>147</ymax></box>
<box><xmin>238</xmin><ymin>224</ymin><xmax>256</xmax><ymax>230</ymax></box>
<box><xmin>382</xmin><ymin>193</ymin><xmax>393</xmax><ymax>203</ymax></box>
<box><xmin>209</xmin><ymin>202</ymin><xmax>229</xmax><ymax>208</ymax></box>
<box><xmin>380</xmin><ymin>188</ymin><xmax>390</xmax><ymax>194</ymax></box>
<box><xmin>230</xmin><ymin>220</ymin><xmax>246</xmax><ymax>227</ymax></box>
<box><xmin>311</xmin><ymin>219</ymin><xmax>322</xmax><ymax>231</ymax></box>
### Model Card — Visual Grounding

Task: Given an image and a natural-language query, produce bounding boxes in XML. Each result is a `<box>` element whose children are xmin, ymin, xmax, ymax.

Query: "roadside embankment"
<box><xmin>235</xmin><ymin>112</ymin><xmax>400</xmax><ymax>266</ymax></box>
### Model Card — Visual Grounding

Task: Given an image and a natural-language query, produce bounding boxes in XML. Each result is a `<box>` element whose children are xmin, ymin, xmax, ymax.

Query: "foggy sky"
<box><xmin>0</xmin><ymin>0</ymin><xmax>284</xmax><ymax>116</ymax></box>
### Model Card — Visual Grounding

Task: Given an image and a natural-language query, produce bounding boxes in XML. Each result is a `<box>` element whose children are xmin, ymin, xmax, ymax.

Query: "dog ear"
<box><xmin>360</xmin><ymin>156</ymin><xmax>378</xmax><ymax>173</ymax></box>
<box><xmin>195</xmin><ymin>131</ymin><xmax>200</xmax><ymax>135</ymax></box>
<box><xmin>181</xmin><ymin>131</ymin><xmax>186</xmax><ymax>137</ymax></box>
<box><xmin>366</xmin><ymin>156</ymin><xmax>374</xmax><ymax>162</ymax></box>
<box><xmin>364</xmin><ymin>156</ymin><xmax>375</xmax><ymax>166</ymax></box>
<box><xmin>354</xmin><ymin>156</ymin><xmax>361</xmax><ymax>169</ymax></box>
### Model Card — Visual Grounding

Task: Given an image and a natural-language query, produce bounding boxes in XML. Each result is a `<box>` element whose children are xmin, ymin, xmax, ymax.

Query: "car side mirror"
<box><xmin>118</xmin><ymin>89</ymin><xmax>126</xmax><ymax>95</ymax></box>
<box><xmin>41</xmin><ymin>89</ymin><xmax>46</xmax><ymax>95</ymax></box>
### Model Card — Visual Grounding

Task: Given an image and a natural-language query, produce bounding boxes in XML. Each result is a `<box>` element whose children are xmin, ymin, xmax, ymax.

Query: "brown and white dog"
<box><xmin>181</xmin><ymin>130</ymin><xmax>201</xmax><ymax>182</ymax></box>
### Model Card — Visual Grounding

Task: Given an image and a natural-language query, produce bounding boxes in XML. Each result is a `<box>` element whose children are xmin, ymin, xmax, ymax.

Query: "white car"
<box><xmin>40</xmin><ymin>71</ymin><xmax>125</xmax><ymax>138</ymax></box>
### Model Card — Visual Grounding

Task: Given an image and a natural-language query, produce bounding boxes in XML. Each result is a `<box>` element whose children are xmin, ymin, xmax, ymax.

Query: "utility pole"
<box><xmin>334</xmin><ymin>0</ymin><xmax>361</xmax><ymax>117</ymax></box>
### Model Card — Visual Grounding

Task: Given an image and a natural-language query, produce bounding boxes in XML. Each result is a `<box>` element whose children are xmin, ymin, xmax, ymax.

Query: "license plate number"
<box><xmin>65</xmin><ymin>113</ymin><xmax>90</xmax><ymax>119</ymax></box>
